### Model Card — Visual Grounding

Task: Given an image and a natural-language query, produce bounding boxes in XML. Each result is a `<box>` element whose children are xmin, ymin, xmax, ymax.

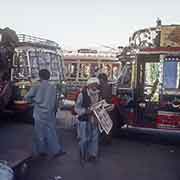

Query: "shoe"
<box><xmin>80</xmin><ymin>158</ymin><xmax>86</xmax><ymax>167</ymax></box>
<box><xmin>87</xmin><ymin>155</ymin><xmax>97</xmax><ymax>162</ymax></box>
<box><xmin>39</xmin><ymin>153</ymin><xmax>48</xmax><ymax>157</ymax></box>
<box><xmin>53</xmin><ymin>151</ymin><xmax>66</xmax><ymax>158</ymax></box>
<box><xmin>29</xmin><ymin>153</ymin><xmax>48</xmax><ymax>159</ymax></box>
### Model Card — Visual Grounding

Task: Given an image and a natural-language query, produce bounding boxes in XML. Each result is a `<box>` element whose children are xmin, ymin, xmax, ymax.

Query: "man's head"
<box><xmin>1</xmin><ymin>72</ymin><xmax>10</xmax><ymax>82</ymax></box>
<box><xmin>98</xmin><ymin>73</ymin><xmax>108</xmax><ymax>84</ymax></box>
<box><xmin>39</xmin><ymin>69</ymin><xmax>50</xmax><ymax>80</ymax></box>
<box><xmin>87</xmin><ymin>77</ymin><xmax>99</xmax><ymax>91</ymax></box>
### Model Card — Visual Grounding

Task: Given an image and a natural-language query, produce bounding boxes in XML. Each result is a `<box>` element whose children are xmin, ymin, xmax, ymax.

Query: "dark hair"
<box><xmin>39</xmin><ymin>69</ymin><xmax>50</xmax><ymax>80</ymax></box>
<box><xmin>2</xmin><ymin>72</ymin><xmax>10</xmax><ymax>81</ymax></box>
<box><xmin>98</xmin><ymin>73</ymin><xmax>108</xmax><ymax>82</ymax></box>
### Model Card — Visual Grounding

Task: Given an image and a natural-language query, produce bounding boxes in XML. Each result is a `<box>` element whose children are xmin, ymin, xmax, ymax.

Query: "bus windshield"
<box><xmin>29</xmin><ymin>51</ymin><xmax>64</xmax><ymax>81</ymax></box>
<box><xmin>117</xmin><ymin>63</ymin><xmax>132</xmax><ymax>88</ymax></box>
<box><xmin>12</xmin><ymin>49</ymin><xmax>64</xmax><ymax>82</ymax></box>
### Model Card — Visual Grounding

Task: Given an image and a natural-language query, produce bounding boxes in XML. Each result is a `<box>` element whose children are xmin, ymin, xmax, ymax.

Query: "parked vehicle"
<box><xmin>112</xmin><ymin>23</ymin><xmax>180</xmax><ymax>133</ymax></box>
<box><xmin>0</xmin><ymin>28</ymin><xmax>65</xmax><ymax>122</ymax></box>
<box><xmin>63</xmin><ymin>49</ymin><xmax>120</xmax><ymax>102</ymax></box>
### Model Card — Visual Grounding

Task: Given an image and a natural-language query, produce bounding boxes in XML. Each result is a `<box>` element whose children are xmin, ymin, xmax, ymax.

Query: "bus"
<box><xmin>0</xmin><ymin>28</ymin><xmax>65</xmax><ymax>122</ymax></box>
<box><xmin>63</xmin><ymin>49</ymin><xmax>120</xmax><ymax>101</ymax></box>
<box><xmin>112</xmin><ymin>22</ymin><xmax>180</xmax><ymax>134</ymax></box>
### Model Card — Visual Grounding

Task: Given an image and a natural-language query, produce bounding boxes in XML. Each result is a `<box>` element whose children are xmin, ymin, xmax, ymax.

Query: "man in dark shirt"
<box><xmin>98</xmin><ymin>73</ymin><xmax>112</xmax><ymax>104</ymax></box>
<box><xmin>98</xmin><ymin>73</ymin><xmax>113</xmax><ymax>144</ymax></box>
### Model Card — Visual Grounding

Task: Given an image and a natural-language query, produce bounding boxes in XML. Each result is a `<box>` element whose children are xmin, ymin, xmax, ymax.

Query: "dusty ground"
<box><xmin>26</xmin><ymin>128</ymin><xmax>180</xmax><ymax>180</ymax></box>
<box><xmin>0</xmin><ymin>111</ymin><xmax>180</xmax><ymax>180</ymax></box>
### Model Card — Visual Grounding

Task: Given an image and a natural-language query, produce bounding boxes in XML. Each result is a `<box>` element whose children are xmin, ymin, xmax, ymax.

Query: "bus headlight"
<box><xmin>139</xmin><ymin>102</ymin><xmax>146</xmax><ymax>108</ymax></box>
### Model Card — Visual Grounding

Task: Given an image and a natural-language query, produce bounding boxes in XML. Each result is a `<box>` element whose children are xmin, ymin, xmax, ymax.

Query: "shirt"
<box><xmin>25</xmin><ymin>80</ymin><xmax>57</xmax><ymax>124</ymax></box>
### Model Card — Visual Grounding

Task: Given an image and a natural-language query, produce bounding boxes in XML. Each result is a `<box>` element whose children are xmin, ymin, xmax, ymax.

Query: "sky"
<box><xmin>0</xmin><ymin>0</ymin><xmax>180</xmax><ymax>49</ymax></box>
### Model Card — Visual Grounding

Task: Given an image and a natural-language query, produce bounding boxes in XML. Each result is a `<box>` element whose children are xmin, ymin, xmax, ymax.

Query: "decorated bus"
<box><xmin>63</xmin><ymin>48</ymin><xmax>120</xmax><ymax>101</ymax></box>
<box><xmin>0</xmin><ymin>28</ymin><xmax>65</xmax><ymax>122</ymax></box>
<box><xmin>112</xmin><ymin>21</ymin><xmax>180</xmax><ymax>133</ymax></box>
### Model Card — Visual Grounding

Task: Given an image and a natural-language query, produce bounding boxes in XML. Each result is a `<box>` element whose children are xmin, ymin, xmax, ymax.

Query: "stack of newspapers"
<box><xmin>91</xmin><ymin>100</ymin><xmax>113</xmax><ymax>135</ymax></box>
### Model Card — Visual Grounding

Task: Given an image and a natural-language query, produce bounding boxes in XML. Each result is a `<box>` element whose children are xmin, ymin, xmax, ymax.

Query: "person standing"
<box><xmin>25</xmin><ymin>69</ymin><xmax>65</xmax><ymax>158</ymax></box>
<box><xmin>75</xmin><ymin>77</ymin><xmax>100</xmax><ymax>163</ymax></box>
<box><xmin>98</xmin><ymin>73</ymin><xmax>128</xmax><ymax>138</ymax></box>
<box><xmin>98</xmin><ymin>73</ymin><xmax>112</xmax><ymax>104</ymax></box>
<box><xmin>98</xmin><ymin>73</ymin><xmax>113</xmax><ymax>144</ymax></box>
<box><xmin>0</xmin><ymin>72</ymin><xmax>12</xmax><ymax>111</ymax></box>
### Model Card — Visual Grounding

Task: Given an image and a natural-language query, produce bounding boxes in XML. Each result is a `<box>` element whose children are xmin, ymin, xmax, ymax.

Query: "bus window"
<box><xmin>118</xmin><ymin>64</ymin><xmax>132</xmax><ymax>88</ymax></box>
<box><xmin>70</xmin><ymin>63</ymin><xmax>77</xmax><ymax>78</ymax></box>
<box><xmin>28</xmin><ymin>51</ymin><xmax>62</xmax><ymax>81</ymax></box>
<box><xmin>103</xmin><ymin>64</ymin><xmax>111</xmax><ymax>79</ymax></box>
<box><xmin>57</xmin><ymin>55</ymin><xmax>64</xmax><ymax>81</ymax></box>
<box><xmin>144</xmin><ymin>62</ymin><xmax>160</xmax><ymax>101</ymax></box>
<box><xmin>90</xmin><ymin>63</ymin><xmax>99</xmax><ymax>77</ymax></box>
<box><xmin>163</xmin><ymin>61</ymin><xmax>180</xmax><ymax>89</ymax></box>
<box><xmin>112</xmin><ymin>65</ymin><xmax>119</xmax><ymax>80</ymax></box>
<box><xmin>64</xmin><ymin>64</ymin><xmax>71</xmax><ymax>79</ymax></box>
<box><xmin>13</xmin><ymin>50</ymin><xmax>29</xmax><ymax>80</ymax></box>
<box><xmin>81</xmin><ymin>64</ymin><xmax>90</xmax><ymax>79</ymax></box>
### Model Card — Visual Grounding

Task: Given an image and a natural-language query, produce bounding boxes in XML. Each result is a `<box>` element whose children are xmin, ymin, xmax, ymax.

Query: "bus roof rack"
<box><xmin>17</xmin><ymin>34</ymin><xmax>60</xmax><ymax>49</ymax></box>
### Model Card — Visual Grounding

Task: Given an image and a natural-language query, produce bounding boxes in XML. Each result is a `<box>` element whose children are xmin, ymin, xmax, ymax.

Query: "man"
<box><xmin>75</xmin><ymin>77</ymin><xmax>100</xmax><ymax>163</ymax></box>
<box><xmin>0</xmin><ymin>72</ymin><xmax>12</xmax><ymax>111</ymax></box>
<box><xmin>25</xmin><ymin>69</ymin><xmax>64</xmax><ymax>158</ymax></box>
<box><xmin>98</xmin><ymin>73</ymin><xmax>113</xmax><ymax>144</ymax></box>
<box><xmin>98</xmin><ymin>73</ymin><xmax>112</xmax><ymax>103</ymax></box>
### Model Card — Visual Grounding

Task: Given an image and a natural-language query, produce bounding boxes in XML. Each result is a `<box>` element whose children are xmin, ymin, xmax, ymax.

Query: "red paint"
<box><xmin>141</xmin><ymin>47</ymin><xmax>180</xmax><ymax>52</ymax></box>
<box><xmin>66</xmin><ymin>90</ymin><xmax>80</xmax><ymax>101</ymax></box>
<box><xmin>111</xmin><ymin>96</ymin><xmax>127</xmax><ymax>105</ymax></box>
<box><xmin>127</xmin><ymin>111</ymin><xmax>135</xmax><ymax>124</ymax></box>
<box><xmin>14</xmin><ymin>103</ymin><xmax>30</xmax><ymax>111</ymax></box>
<box><xmin>156</xmin><ymin>114</ymin><xmax>180</xmax><ymax>129</ymax></box>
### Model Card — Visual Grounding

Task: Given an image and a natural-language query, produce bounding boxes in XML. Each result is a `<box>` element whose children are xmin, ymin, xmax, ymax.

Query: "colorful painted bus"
<box><xmin>112</xmin><ymin>23</ymin><xmax>180</xmax><ymax>134</ymax></box>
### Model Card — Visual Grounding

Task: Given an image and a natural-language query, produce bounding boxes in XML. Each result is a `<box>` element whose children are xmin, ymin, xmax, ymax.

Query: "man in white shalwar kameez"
<box><xmin>75</xmin><ymin>77</ymin><xmax>100</xmax><ymax>163</ymax></box>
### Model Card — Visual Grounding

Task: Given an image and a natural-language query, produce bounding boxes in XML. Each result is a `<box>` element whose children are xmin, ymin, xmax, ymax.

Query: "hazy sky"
<box><xmin>0</xmin><ymin>0</ymin><xmax>180</xmax><ymax>49</ymax></box>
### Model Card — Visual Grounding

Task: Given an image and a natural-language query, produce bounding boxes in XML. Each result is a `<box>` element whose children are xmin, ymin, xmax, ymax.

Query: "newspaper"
<box><xmin>91</xmin><ymin>100</ymin><xmax>113</xmax><ymax>135</ymax></box>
